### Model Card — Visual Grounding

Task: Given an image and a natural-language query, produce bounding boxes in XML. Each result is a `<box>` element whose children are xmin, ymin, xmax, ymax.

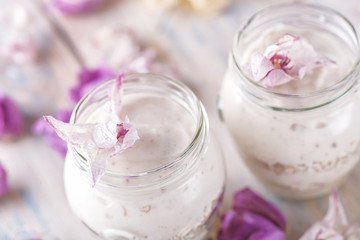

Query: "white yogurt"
<box><xmin>220</xmin><ymin>5</ymin><xmax>360</xmax><ymax>199</ymax></box>
<box><xmin>64</xmin><ymin>75</ymin><xmax>225</xmax><ymax>239</ymax></box>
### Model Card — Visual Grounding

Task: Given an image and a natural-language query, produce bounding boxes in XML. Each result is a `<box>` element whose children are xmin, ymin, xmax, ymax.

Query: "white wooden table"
<box><xmin>1</xmin><ymin>0</ymin><xmax>360</xmax><ymax>239</ymax></box>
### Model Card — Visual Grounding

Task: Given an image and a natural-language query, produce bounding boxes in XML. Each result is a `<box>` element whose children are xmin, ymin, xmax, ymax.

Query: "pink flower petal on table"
<box><xmin>0</xmin><ymin>162</ymin><xmax>8</xmax><ymax>198</ymax></box>
<box><xmin>218</xmin><ymin>188</ymin><xmax>287</xmax><ymax>240</ymax></box>
<box><xmin>0</xmin><ymin>96</ymin><xmax>23</xmax><ymax>140</ymax></box>
<box><xmin>218</xmin><ymin>209</ymin><xmax>286</xmax><ymax>240</ymax></box>
<box><xmin>70</xmin><ymin>66</ymin><xmax>116</xmax><ymax>103</ymax></box>
<box><xmin>233</xmin><ymin>188</ymin><xmax>287</xmax><ymax>231</ymax></box>
<box><xmin>300</xmin><ymin>190</ymin><xmax>360</xmax><ymax>240</ymax></box>
<box><xmin>52</xmin><ymin>0</ymin><xmax>104</xmax><ymax>14</ymax></box>
<box><xmin>32</xmin><ymin>110</ymin><xmax>71</xmax><ymax>156</ymax></box>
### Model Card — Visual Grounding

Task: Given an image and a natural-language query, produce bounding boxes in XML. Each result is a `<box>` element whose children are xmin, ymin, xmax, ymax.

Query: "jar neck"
<box><xmin>69</xmin><ymin>73</ymin><xmax>209</xmax><ymax>190</ymax></box>
<box><xmin>231</xmin><ymin>3</ymin><xmax>360</xmax><ymax>112</ymax></box>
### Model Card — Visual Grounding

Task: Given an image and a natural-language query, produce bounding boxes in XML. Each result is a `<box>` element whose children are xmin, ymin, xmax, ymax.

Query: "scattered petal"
<box><xmin>1</xmin><ymin>33</ymin><xmax>38</xmax><ymax>65</ymax></box>
<box><xmin>300</xmin><ymin>189</ymin><xmax>360</xmax><ymax>240</ymax></box>
<box><xmin>70</xmin><ymin>66</ymin><xmax>116</xmax><ymax>103</ymax></box>
<box><xmin>45</xmin><ymin>75</ymin><xmax>139</xmax><ymax>186</ymax></box>
<box><xmin>218</xmin><ymin>188</ymin><xmax>287</xmax><ymax>240</ymax></box>
<box><xmin>111</xmin><ymin>116</ymin><xmax>140</xmax><ymax>156</ymax></box>
<box><xmin>52</xmin><ymin>0</ymin><xmax>103</xmax><ymax>14</ymax></box>
<box><xmin>219</xmin><ymin>209</ymin><xmax>286</xmax><ymax>240</ymax></box>
<box><xmin>0</xmin><ymin>162</ymin><xmax>8</xmax><ymax>198</ymax></box>
<box><xmin>249</xmin><ymin>52</ymin><xmax>274</xmax><ymax>82</ymax></box>
<box><xmin>0</xmin><ymin>5</ymin><xmax>51</xmax><ymax>65</ymax></box>
<box><xmin>0</xmin><ymin>5</ymin><xmax>45</xmax><ymax>65</ymax></box>
<box><xmin>244</xmin><ymin>34</ymin><xmax>335</xmax><ymax>88</ymax></box>
<box><xmin>85</xmin><ymin>26</ymin><xmax>179</xmax><ymax>78</ymax></box>
<box><xmin>32</xmin><ymin>110</ymin><xmax>71</xmax><ymax>156</ymax></box>
<box><xmin>44</xmin><ymin>116</ymin><xmax>119</xmax><ymax>150</ymax></box>
<box><xmin>109</xmin><ymin>73</ymin><xmax>125</xmax><ymax>118</ymax></box>
<box><xmin>0</xmin><ymin>95</ymin><xmax>23</xmax><ymax>140</ymax></box>
<box><xmin>233</xmin><ymin>188</ymin><xmax>287</xmax><ymax>231</ymax></box>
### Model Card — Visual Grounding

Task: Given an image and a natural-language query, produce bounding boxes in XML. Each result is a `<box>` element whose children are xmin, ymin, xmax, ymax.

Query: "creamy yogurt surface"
<box><xmin>87</xmin><ymin>94</ymin><xmax>196</xmax><ymax>173</ymax></box>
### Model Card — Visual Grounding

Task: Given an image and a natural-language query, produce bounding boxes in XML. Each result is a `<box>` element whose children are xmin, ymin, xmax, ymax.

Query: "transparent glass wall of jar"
<box><xmin>219</xmin><ymin>4</ymin><xmax>360</xmax><ymax>199</ymax></box>
<box><xmin>64</xmin><ymin>73</ymin><xmax>226</xmax><ymax>239</ymax></box>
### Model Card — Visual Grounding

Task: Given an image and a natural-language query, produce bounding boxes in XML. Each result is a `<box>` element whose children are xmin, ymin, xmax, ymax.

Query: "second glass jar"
<box><xmin>219</xmin><ymin>4</ymin><xmax>360</xmax><ymax>199</ymax></box>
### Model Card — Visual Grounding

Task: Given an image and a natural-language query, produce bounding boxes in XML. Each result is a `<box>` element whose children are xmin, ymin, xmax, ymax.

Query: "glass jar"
<box><xmin>64</xmin><ymin>73</ymin><xmax>226</xmax><ymax>239</ymax></box>
<box><xmin>219</xmin><ymin>4</ymin><xmax>360</xmax><ymax>199</ymax></box>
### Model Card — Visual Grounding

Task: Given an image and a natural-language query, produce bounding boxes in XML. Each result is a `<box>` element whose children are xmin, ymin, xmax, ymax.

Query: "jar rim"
<box><xmin>232</xmin><ymin>3</ymin><xmax>360</xmax><ymax>107</ymax></box>
<box><xmin>69</xmin><ymin>73</ymin><xmax>207</xmax><ymax>185</ymax></box>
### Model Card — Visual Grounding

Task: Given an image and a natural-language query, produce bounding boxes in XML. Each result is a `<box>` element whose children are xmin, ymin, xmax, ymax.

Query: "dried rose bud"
<box><xmin>0</xmin><ymin>162</ymin><xmax>8</xmax><ymax>198</ymax></box>
<box><xmin>0</xmin><ymin>96</ymin><xmax>23</xmax><ymax>140</ymax></box>
<box><xmin>52</xmin><ymin>0</ymin><xmax>104</xmax><ymax>14</ymax></box>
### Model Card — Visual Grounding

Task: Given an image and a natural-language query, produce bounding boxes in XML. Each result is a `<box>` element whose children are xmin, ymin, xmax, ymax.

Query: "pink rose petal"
<box><xmin>32</xmin><ymin>110</ymin><xmax>71</xmax><ymax>156</ymax></box>
<box><xmin>261</xmin><ymin>69</ymin><xmax>294</xmax><ymax>88</ymax></box>
<box><xmin>1</xmin><ymin>34</ymin><xmax>38</xmax><ymax>65</ymax></box>
<box><xmin>218</xmin><ymin>188</ymin><xmax>287</xmax><ymax>240</ymax></box>
<box><xmin>244</xmin><ymin>33</ymin><xmax>335</xmax><ymax>88</ymax></box>
<box><xmin>218</xmin><ymin>209</ymin><xmax>286</xmax><ymax>240</ymax></box>
<box><xmin>109</xmin><ymin>73</ymin><xmax>125</xmax><ymax>117</ymax></box>
<box><xmin>70</xmin><ymin>66</ymin><xmax>116</xmax><ymax>103</ymax></box>
<box><xmin>300</xmin><ymin>189</ymin><xmax>360</xmax><ymax>240</ymax></box>
<box><xmin>45</xmin><ymin>74</ymin><xmax>139</xmax><ymax>186</ymax></box>
<box><xmin>0</xmin><ymin>162</ymin><xmax>8</xmax><ymax>198</ymax></box>
<box><xmin>52</xmin><ymin>0</ymin><xmax>103</xmax><ymax>14</ymax></box>
<box><xmin>0</xmin><ymin>96</ymin><xmax>23</xmax><ymax>140</ymax></box>
<box><xmin>44</xmin><ymin>116</ymin><xmax>119</xmax><ymax>149</ymax></box>
<box><xmin>86</xmin><ymin>27</ymin><xmax>179</xmax><ymax>78</ymax></box>
<box><xmin>233</xmin><ymin>188</ymin><xmax>287</xmax><ymax>231</ymax></box>
<box><xmin>250</xmin><ymin>52</ymin><xmax>274</xmax><ymax>82</ymax></box>
<box><xmin>0</xmin><ymin>6</ymin><xmax>48</xmax><ymax>65</ymax></box>
<box><xmin>111</xmin><ymin>116</ymin><xmax>140</xmax><ymax>157</ymax></box>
